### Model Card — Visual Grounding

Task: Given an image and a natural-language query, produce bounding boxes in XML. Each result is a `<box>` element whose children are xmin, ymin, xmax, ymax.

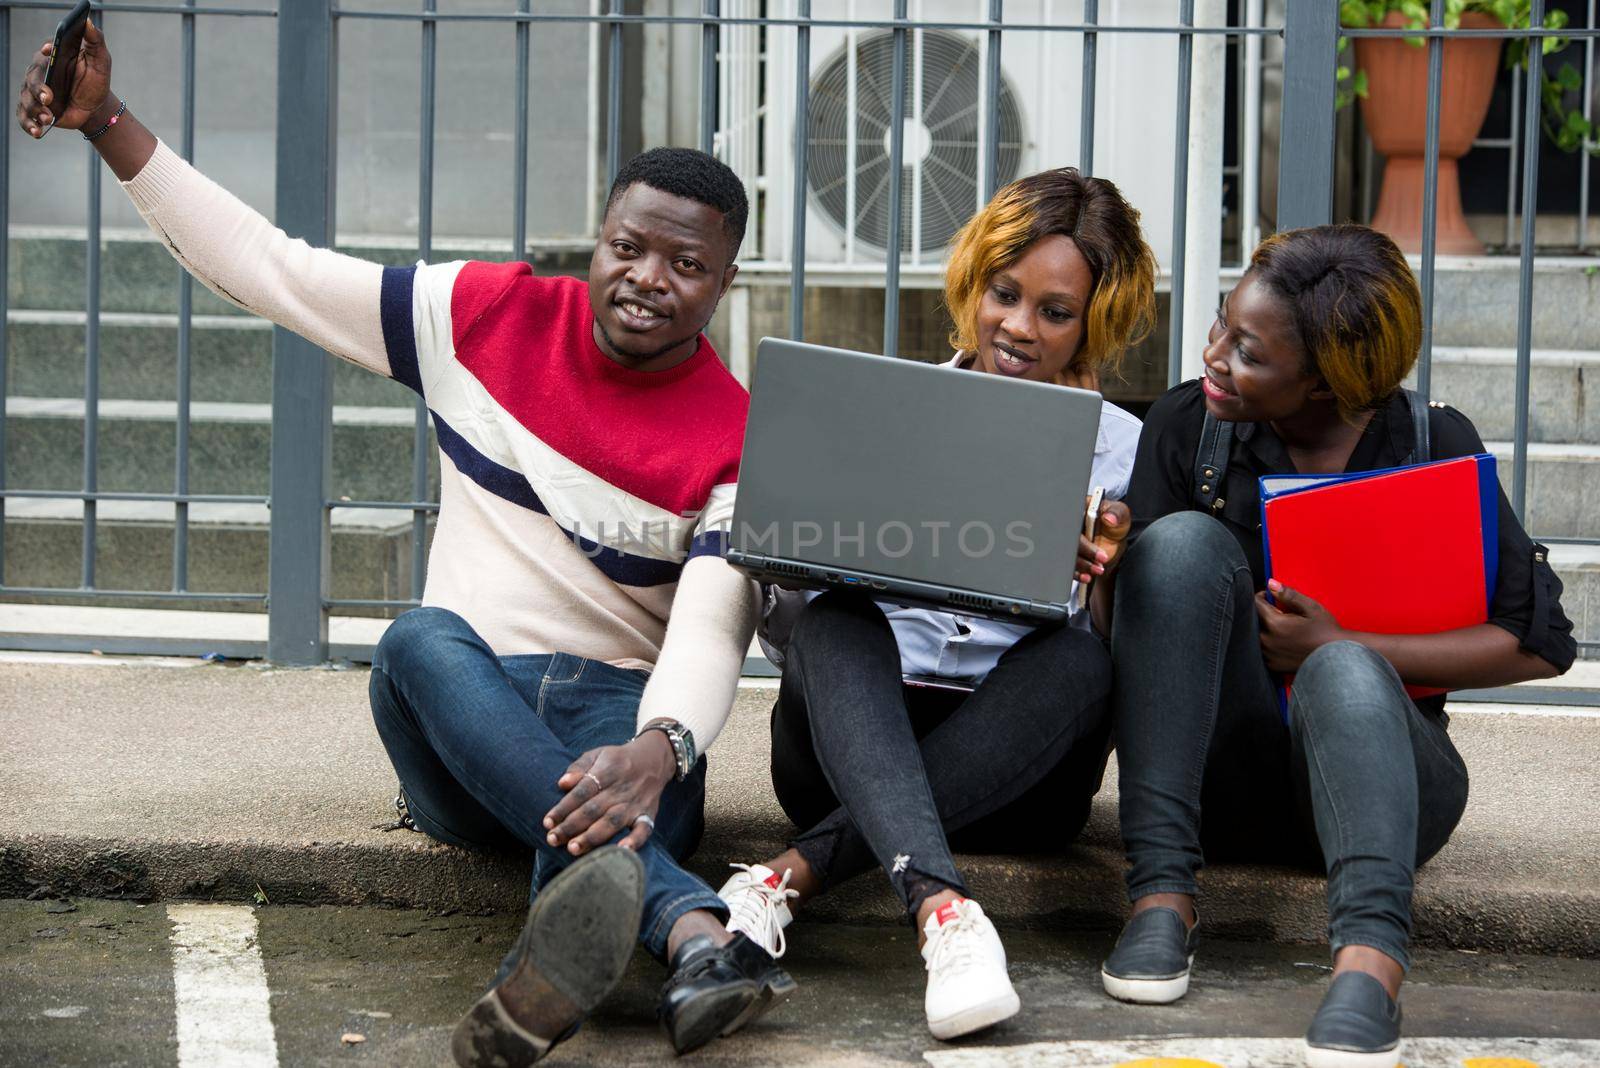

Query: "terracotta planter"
<box><xmin>1356</xmin><ymin>11</ymin><xmax>1504</xmax><ymax>255</ymax></box>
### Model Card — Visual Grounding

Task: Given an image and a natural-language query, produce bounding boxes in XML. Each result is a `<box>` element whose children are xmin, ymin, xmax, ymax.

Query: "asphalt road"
<box><xmin>3</xmin><ymin>898</ymin><xmax>1597</xmax><ymax>1068</ymax></box>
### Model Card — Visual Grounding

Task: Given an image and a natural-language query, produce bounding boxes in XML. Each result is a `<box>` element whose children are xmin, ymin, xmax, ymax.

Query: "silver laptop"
<box><xmin>726</xmin><ymin>338</ymin><xmax>1103</xmax><ymax>624</ymax></box>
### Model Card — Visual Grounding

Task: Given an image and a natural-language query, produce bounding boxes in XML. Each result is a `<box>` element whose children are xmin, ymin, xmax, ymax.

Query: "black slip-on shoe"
<box><xmin>1100</xmin><ymin>906</ymin><xmax>1199</xmax><ymax>1004</ymax></box>
<box><xmin>657</xmin><ymin>932</ymin><xmax>797</xmax><ymax>1055</ymax></box>
<box><xmin>451</xmin><ymin>847</ymin><xmax>645</xmax><ymax>1068</ymax></box>
<box><xmin>1303</xmin><ymin>971</ymin><xmax>1402</xmax><ymax>1068</ymax></box>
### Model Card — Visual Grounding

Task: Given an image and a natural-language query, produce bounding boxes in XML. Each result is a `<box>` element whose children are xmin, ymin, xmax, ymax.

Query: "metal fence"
<box><xmin>0</xmin><ymin>0</ymin><xmax>1594</xmax><ymax>663</ymax></box>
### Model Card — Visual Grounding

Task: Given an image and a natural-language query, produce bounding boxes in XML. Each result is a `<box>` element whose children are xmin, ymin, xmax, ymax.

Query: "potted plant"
<box><xmin>1340</xmin><ymin>0</ymin><xmax>1597</xmax><ymax>255</ymax></box>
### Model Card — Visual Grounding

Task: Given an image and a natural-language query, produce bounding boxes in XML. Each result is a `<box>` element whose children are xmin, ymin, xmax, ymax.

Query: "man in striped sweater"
<box><xmin>20</xmin><ymin>22</ymin><xmax>792</xmax><ymax>1065</ymax></box>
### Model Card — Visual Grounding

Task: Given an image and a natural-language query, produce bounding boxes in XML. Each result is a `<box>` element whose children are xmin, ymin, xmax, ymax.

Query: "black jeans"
<box><xmin>770</xmin><ymin>590</ymin><xmax>1114</xmax><ymax>916</ymax></box>
<box><xmin>1110</xmin><ymin>511</ymin><xmax>1471</xmax><ymax>970</ymax></box>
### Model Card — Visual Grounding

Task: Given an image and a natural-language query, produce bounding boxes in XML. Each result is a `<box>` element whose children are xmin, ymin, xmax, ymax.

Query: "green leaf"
<box><xmin>1354</xmin><ymin>70</ymin><xmax>1369</xmax><ymax>97</ymax></box>
<box><xmin>1557</xmin><ymin>63</ymin><xmax>1583</xmax><ymax>91</ymax></box>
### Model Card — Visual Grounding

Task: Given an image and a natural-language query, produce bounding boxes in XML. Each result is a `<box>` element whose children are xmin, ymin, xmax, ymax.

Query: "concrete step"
<box><xmin>5</xmin><ymin>227</ymin><xmax>588</xmax><ymax>318</ymax></box>
<box><xmin>4</xmin><ymin>311</ymin><xmax>415</xmax><ymax>408</ymax></box>
<box><xmin>1480</xmin><ymin>441</ymin><xmax>1600</xmax><ymax>540</ymax></box>
<box><xmin>3</xmin><ymin>397</ymin><xmax>1593</xmax><ymax>538</ymax></box>
<box><xmin>1421</xmin><ymin>257</ymin><xmax>1600</xmax><ymax>350</ymax></box>
<box><xmin>2</xmin><ymin>397</ymin><xmax>439</xmax><ymax>502</ymax></box>
<box><xmin>1410</xmin><ymin>346</ymin><xmax>1600</xmax><ymax>445</ymax></box>
<box><xmin>8</xmin><ymin>319</ymin><xmax>1599</xmax><ymax>447</ymax></box>
<box><xmin>2</xmin><ymin>663</ymin><xmax>1596</xmax><ymax>957</ymax></box>
<box><xmin>1</xmin><ymin>499</ymin><xmax>432</xmax><ymax>613</ymax></box>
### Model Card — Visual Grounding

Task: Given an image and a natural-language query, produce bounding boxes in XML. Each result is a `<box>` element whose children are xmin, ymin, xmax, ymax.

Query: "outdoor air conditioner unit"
<box><xmin>749</xmin><ymin>0</ymin><xmax>1185</xmax><ymax>272</ymax></box>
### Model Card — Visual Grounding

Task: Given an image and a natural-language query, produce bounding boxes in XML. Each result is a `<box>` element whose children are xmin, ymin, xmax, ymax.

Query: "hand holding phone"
<box><xmin>18</xmin><ymin>0</ymin><xmax>114</xmax><ymax>138</ymax></box>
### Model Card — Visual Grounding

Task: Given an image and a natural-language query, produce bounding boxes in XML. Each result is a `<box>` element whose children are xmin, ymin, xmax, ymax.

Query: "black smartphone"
<box><xmin>41</xmin><ymin>0</ymin><xmax>94</xmax><ymax>135</ymax></box>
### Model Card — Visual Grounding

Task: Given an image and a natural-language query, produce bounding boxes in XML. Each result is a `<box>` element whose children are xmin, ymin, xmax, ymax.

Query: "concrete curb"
<box><xmin>5</xmin><ymin>829</ymin><xmax>1597</xmax><ymax>959</ymax></box>
<box><xmin>3</xmin><ymin>662</ymin><xmax>1597</xmax><ymax>959</ymax></box>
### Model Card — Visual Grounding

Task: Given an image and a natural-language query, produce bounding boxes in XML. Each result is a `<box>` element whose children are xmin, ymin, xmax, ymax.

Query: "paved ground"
<box><xmin>3</xmin><ymin>898</ymin><xmax>1597</xmax><ymax>1068</ymax></box>
<box><xmin>3</xmin><ymin>655</ymin><xmax>1600</xmax><ymax>956</ymax></box>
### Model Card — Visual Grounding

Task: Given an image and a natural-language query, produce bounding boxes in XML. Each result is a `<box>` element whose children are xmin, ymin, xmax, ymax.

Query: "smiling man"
<box><xmin>18</xmin><ymin>22</ymin><xmax>791</xmax><ymax>1067</ymax></box>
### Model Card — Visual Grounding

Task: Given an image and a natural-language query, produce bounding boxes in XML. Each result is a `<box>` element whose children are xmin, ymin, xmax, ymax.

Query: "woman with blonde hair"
<box><xmin>718</xmin><ymin>168</ymin><xmax>1158</xmax><ymax>1040</ymax></box>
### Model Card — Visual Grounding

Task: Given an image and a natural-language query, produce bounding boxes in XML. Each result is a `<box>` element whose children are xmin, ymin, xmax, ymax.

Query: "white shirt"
<box><xmin>759</xmin><ymin>352</ymin><xmax>1143</xmax><ymax>685</ymax></box>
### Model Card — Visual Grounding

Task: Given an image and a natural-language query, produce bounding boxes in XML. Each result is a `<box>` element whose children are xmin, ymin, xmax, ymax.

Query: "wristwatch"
<box><xmin>637</xmin><ymin>719</ymin><xmax>697</xmax><ymax>782</ymax></box>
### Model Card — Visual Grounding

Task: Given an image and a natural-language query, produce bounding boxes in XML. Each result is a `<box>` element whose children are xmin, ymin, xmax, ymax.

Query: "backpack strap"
<box><xmin>1404</xmin><ymin>387</ymin><xmax>1431</xmax><ymax>464</ymax></box>
<box><xmin>1192</xmin><ymin>410</ymin><xmax>1234</xmax><ymax>514</ymax></box>
<box><xmin>1194</xmin><ymin>390</ymin><xmax>1428</xmax><ymax>514</ymax></box>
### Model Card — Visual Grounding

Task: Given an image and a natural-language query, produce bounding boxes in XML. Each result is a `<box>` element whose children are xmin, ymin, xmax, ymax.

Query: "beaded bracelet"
<box><xmin>83</xmin><ymin>100</ymin><xmax>126</xmax><ymax>142</ymax></box>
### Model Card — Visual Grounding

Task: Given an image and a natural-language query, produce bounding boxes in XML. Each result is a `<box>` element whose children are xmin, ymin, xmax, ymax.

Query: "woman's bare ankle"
<box><xmin>913</xmin><ymin>889</ymin><xmax>964</xmax><ymax>948</ymax></box>
<box><xmin>1332</xmin><ymin>945</ymin><xmax>1404</xmax><ymax>1000</ymax></box>
<box><xmin>1131</xmin><ymin>892</ymin><xmax>1196</xmax><ymax>929</ymax></box>
<box><xmin>762</xmin><ymin>849</ymin><xmax>821</xmax><ymax>907</ymax></box>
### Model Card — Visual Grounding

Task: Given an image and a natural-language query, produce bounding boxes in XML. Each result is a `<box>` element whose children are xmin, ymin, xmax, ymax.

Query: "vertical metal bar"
<box><xmin>0</xmin><ymin>7</ymin><xmax>9</xmax><ymax>585</ymax></box>
<box><xmin>1167</xmin><ymin>0</ymin><xmax>1193</xmax><ymax>389</ymax></box>
<box><xmin>1241</xmin><ymin>0</ymin><xmax>1262</xmax><ymax>258</ymax></box>
<box><xmin>587</xmin><ymin>0</ymin><xmax>600</xmax><ymax>234</ymax></box>
<box><xmin>844</xmin><ymin>4</ymin><xmax>857</xmax><ymax>262</ymax></box>
<box><xmin>1276</xmin><ymin>0</ymin><xmax>1339</xmax><ymax>229</ymax></box>
<box><xmin>413</xmin><ymin>0</ymin><xmax>436</xmax><ymax>602</ymax></box>
<box><xmin>910</xmin><ymin>18</ymin><xmax>923</xmax><ymax>265</ymax></box>
<box><xmin>269</xmin><ymin>0</ymin><xmax>337</xmax><ymax>663</ymax></box>
<box><xmin>1506</xmin><ymin>75</ymin><xmax>1520</xmax><ymax>248</ymax></box>
<box><xmin>882</xmin><ymin>0</ymin><xmax>908</xmax><ymax>356</ymax></box>
<box><xmin>514</xmin><ymin>0</ymin><xmax>530</xmax><ymax>260</ymax></box>
<box><xmin>983</xmin><ymin>0</ymin><xmax>1002</xmax><ymax>200</ymax></box>
<box><xmin>174</xmin><ymin>0</ymin><xmax>196</xmax><ymax>592</ymax></box>
<box><xmin>790</xmin><ymin>0</ymin><xmax>810</xmax><ymax>340</ymax></box>
<box><xmin>1511</xmin><ymin>0</ymin><xmax>1546</xmax><ymax>522</ymax></box>
<box><xmin>1415</xmin><ymin>0</ymin><xmax>1445</xmax><ymax>402</ymax></box>
<box><xmin>607</xmin><ymin>0</ymin><xmax>623</xmax><ymax>183</ymax></box>
<box><xmin>701</xmin><ymin>0</ymin><xmax>719</xmax><ymax>156</ymax></box>
<box><xmin>1079</xmin><ymin>0</ymin><xmax>1097</xmax><ymax>174</ymax></box>
<box><xmin>83</xmin><ymin>100</ymin><xmax>102</xmax><ymax>587</ymax></box>
<box><xmin>1580</xmin><ymin>0</ymin><xmax>1595</xmax><ymax>250</ymax></box>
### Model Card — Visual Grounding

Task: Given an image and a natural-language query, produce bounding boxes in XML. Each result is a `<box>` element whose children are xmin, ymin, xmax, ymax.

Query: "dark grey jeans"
<box><xmin>771</xmin><ymin>589</ymin><xmax>1114</xmax><ymax>916</ymax></box>
<box><xmin>1110</xmin><ymin>511</ymin><xmax>1470</xmax><ymax>970</ymax></box>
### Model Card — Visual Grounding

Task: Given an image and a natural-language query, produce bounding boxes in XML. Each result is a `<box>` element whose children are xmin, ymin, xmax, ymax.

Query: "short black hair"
<box><xmin>604</xmin><ymin>147</ymin><xmax>749</xmax><ymax>264</ymax></box>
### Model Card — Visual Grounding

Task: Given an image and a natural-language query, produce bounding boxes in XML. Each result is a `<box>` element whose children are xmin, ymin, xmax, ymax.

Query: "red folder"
<box><xmin>1258</xmin><ymin>454</ymin><xmax>1499</xmax><ymax>716</ymax></box>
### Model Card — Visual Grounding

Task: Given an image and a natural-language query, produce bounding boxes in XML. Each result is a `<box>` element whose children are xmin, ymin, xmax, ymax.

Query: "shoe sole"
<box><xmin>1100</xmin><ymin>957</ymin><xmax>1193</xmax><ymax>1005</ymax></box>
<box><xmin>927</xmin><ymin>988</ymin><xmax>1022</xmax><ymax>1041</ymax></box>
<box><xmin>1303</xmin><ymin>1040</ymin><xmax>1402</xmax><ymax>1068</ymax></box>
<box><xmin>452</xmin><ymin>847</ymin><xmax>646</xmax><ymax>1068</ymax></box>
<box><xmin>664</xmin><ymin>965</ymin><xmax>799</xmax><ymax>1055</ymax></box>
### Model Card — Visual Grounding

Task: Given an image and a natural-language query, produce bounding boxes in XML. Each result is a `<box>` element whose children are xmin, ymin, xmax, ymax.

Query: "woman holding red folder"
<box><xmin>1101</xmin><ymin>224</ymin><xmax>1576</xmax><ymax>1068</ymax></box>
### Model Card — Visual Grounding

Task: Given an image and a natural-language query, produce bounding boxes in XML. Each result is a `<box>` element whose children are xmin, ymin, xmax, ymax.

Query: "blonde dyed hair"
<box><xmin>1248</xmin><ymin>225</ymin><xmax>1422</xmax><ymax>414</ymax></box>
<box><xmin>943</xmin><ymin>168</ymin><xmax>1158</xmax><ymax>375</ymax></box>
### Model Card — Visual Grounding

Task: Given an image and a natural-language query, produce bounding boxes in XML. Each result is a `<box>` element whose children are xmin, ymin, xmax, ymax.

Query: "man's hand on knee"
<box><xmin>543</xmin><ymin>733</ymin><xmax>677</xmax><ymax>855</ymax></box>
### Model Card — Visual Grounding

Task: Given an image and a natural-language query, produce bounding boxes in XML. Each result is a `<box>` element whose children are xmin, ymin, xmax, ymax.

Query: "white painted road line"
<box><xmin>168</xmin><ymin>904</ymin><xmax>280</xmax><ymax>1068</ymax></box>
<box><xmin>924</xmin><ymin>1036</ymin><xmax>1600</xmax><ymax>1068</ymax></box>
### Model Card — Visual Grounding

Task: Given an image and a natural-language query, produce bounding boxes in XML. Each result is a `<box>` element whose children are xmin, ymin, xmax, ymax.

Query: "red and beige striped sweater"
<box><xmin>122</xmin><ymin>141</ymin><xmax>758</xmax><ymax>751</ymax></box>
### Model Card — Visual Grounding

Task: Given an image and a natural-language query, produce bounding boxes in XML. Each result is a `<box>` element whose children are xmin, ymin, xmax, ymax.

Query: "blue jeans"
<box><xmin>1110</xmin><ymin>512</ymin><xmax>1470</xmax><ymax>971</ymax></box>
<box><xmin>368</xmin><ymin>607</ymin><xmax>728</xmax><ymax>963</ymax></box>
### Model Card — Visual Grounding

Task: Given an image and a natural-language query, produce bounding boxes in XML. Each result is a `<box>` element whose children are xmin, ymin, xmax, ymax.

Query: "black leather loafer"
<box><xmin>1100</xmin><ymin>906</ymin><xmax>1199</xmax><ymax>1004</ymax></box>
<box><xmin>451</xmin><ymin>847</ymin><xmax>645</xmax><ymax>1068</ymax></box>
<box><xmin>1304</xmin><ymin>971</ymin><xmax>1402</xmax><ymax>1068</ymax></box>
<box><xmin>657</xmin><ymin>932</ymin><xmax>797</xmax><ymax>1055</ymax></box>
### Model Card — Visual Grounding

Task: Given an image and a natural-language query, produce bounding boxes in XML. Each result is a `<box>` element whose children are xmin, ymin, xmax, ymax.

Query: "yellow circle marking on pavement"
<box><xmin>1462</xmin><ymin>1060</ymin><xmax>1541</xmax><ymax>1068</ymax></box>
<box><xmin>1112</xmin><ymin>1060</ymin><xmax>1225</xmax><ymax>1068</ymax></box>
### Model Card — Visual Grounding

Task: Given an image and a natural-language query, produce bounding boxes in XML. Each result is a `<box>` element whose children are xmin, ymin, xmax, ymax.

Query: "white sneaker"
<box><xmin>716</xmin><ymin>863</ymin><xmax>798</xmax><ymax>959</ymax></box>
<box><xmin>919</xmin><ymin>898</ymin><xmax>1021</xmax><ymax>1041</ymax></box>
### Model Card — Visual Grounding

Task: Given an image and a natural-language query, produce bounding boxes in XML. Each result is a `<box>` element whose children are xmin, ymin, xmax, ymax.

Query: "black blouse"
<box><xmin>1125</xmin><ymin>380</ymin><xmax>1577</xmax><ymax>680</ymax></box>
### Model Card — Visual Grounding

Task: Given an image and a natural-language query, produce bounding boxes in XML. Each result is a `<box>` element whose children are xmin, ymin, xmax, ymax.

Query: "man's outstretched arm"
<box><xmin>18</xmin><ymin>20</ymin><xmax>392</xmax><ymax>378</ymax></box>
